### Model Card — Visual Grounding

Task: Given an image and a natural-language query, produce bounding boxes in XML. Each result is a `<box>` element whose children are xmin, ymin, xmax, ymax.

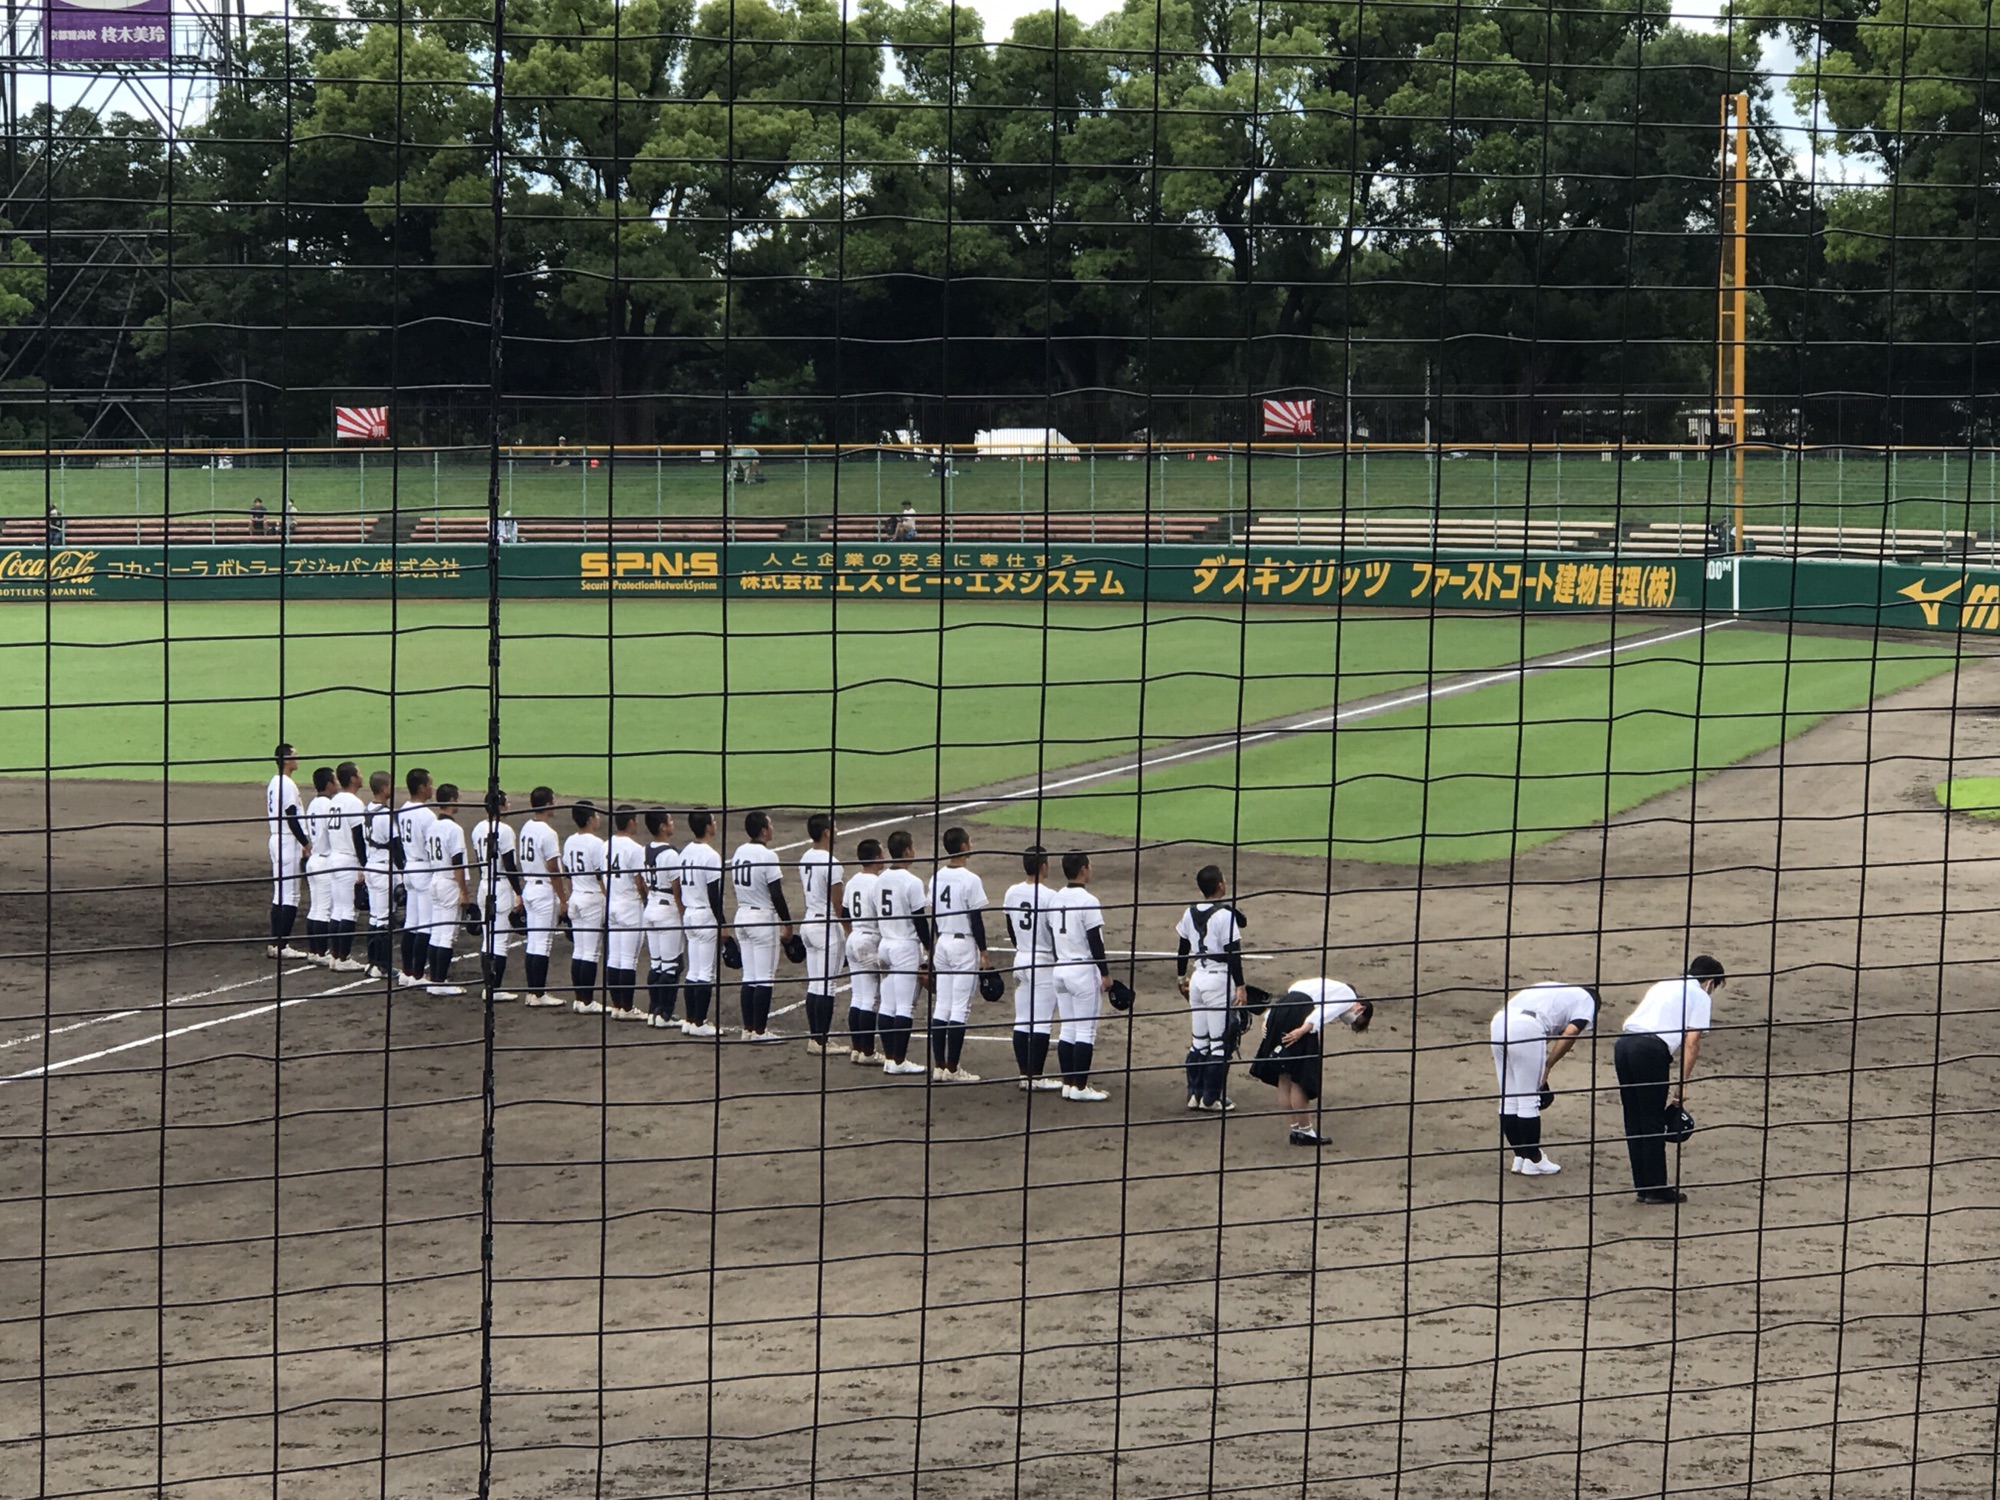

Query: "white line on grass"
<box><xmin>771</xmin><ymin>618</ymin><xmax>1734</xmax><ymax>852</ymax></box>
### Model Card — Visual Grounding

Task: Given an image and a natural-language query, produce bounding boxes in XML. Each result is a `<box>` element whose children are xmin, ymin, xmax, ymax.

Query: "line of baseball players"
<box><xmin>266</xmin><ymin>744</ymin><xmax>1730</xmax><ymax>1195</ymax></box>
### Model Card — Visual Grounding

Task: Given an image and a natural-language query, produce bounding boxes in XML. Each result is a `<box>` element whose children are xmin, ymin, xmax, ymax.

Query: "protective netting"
<box><xmin>6</xmin><ymin>0</ymin><xmax>2000</xmax><ymax>1496</ymax></box>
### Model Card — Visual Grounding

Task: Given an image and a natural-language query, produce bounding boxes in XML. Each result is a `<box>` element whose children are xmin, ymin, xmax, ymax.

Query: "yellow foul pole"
<box><xmin>1718</xmin><ymin>93</ymin><xmax>1750</xmax><ymax>546</ymax></box>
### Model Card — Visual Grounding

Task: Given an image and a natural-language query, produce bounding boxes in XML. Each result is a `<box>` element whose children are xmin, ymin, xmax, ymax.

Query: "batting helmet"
<box><xmin>978</xmin><ymin>969</ymin><xmax>1006</xmax><ymax>1002</ymax></box>
<box><xmin>781</xmin><ymin>933</ymin><xmax>807</xmax><ymax>965</ymax></box>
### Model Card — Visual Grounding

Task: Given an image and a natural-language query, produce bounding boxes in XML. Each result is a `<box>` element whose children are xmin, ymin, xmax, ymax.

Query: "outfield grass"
<box><xmin>987</xmin><ymin>627</ymin><xmax>1958</xmax><ymax>864</ymax></box>
<box><xmin>7</xmin><ymin>449</ymin><xmax>1997</xmax><ymax>536</ymax></box>
<box><xmin>0</xmin><ymin>600</ymin><xmax>1625</xmax><ymax>808</ymax></box>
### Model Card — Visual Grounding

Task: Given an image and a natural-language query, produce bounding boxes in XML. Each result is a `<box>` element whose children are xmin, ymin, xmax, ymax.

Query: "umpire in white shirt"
<box><xmin>1613</xmin><ymin>955</ymin><xmax>1726</xmax><ymax>1205</ymax></box>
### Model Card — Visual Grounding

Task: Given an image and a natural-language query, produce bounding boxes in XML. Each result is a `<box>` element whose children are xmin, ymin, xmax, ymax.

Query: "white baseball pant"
<box><xmin>1490</xmin><ymin>1009</ymin><xmax>1548</xmax><ymax>1119</ymax></box>
<box><xmin>931</xmin><ymin>932</ymin><xmax>979</xmax><ymax>1025</ymax></box>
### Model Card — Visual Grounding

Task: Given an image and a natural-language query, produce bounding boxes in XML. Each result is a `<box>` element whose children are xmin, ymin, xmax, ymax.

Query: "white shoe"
<box><xmin>365</xmin><ymin>965</ymin><xmax>388</xmax><ymax>980</ymax></box>
<box><xmin>611</xmin><ymin>1007</ymin><xmax>649</xmax><ymax>1023</ymax></box>
<box><xmin>281</xmin><ymin>946</ymin><xmax>312</xmax><ymax>960</ymax></box>
<box><xmin>1031</xmin><ymin>1077</ymin><xmax>1063</xmax><ymax>1093</ymax></box>
<box><xmin>573</xmin><ymin>999</ymin><xmax>604</xmax><ymax>1015</ymax></box>
<box><xmin>805</xmin><ymin>1040</ymin><xmax>826</xmax><ymax>1056</ymax></box>
<box><xmin>1199</xmin><ymin>1097</ymin><xmax>1236</xmax><ymax>1113</ymax></box>
<box><xmin>426</xmin><ymin>984</ymin><xmax>464</xmax><ymax>997</ymax></box>
<box><xmin>684</xmin><ymin>1022</ymin><xmax>718</xmax><ymax>1037</ymax></box>
<box><xmin>1187</xmin><ymin>1094</ymin><xmax>1202</xmax><ymax>1111</ymax></box>
<box><xmin>266</xmin><ymin>944</ymin><xmax>282</xmax><ymax>959</ymax></box>
<box><xmin>950</xmin><ymin>1068</ymin><xmax>981</xmax><ymax>1084</ymax></box>
<box><xmin>524</xmin><ymin>993</ymin><xmax>565</xmax><ymax>1008</ymax></box>
<box><xmin>491</xmin><ymin>989</ymin><xmax>518</xmax><ymax>1002</ymax></box>
<box><xmin>1065</xmin><ymin>1084</ymin><xmax>1109</xmax><ymax>1102</ymax></box>
<box><xmin>849</xmin><ymin>1048</ymin><xmax>877</xmax><ymax>1065</ymax></box>
<box><xmin>744</xmin><ymin>1030</ymin><xmax>784</xmax><ymax>1044</ymax></box>
<box><xmin>646</xmin><ymin>1013</ymin><xmax>675</xmax><ymax>1029</ymax></box>
<box><xmin>333</xmin><ymin>958</ymin><xmax>367</xmax><ymax>973</ymax></box>
<box><xmin>395</xmin><ymin>972</ymin><xmax>423</xmax><ymax>989</ymax></box>
<box><xmin>1519</xmin><ymin>1156</ymin><xmax>1562</xmax><ymax>1175</ymax></box>
<box><xmin>933</xmin><ymin>1066</ymin><xmax>955</xmax><ymax>1082</ymax></box>
<box><xmin>312</xmin><ymin>953</ymin><xmax>336</xmax><ymax>968</ymax></box>
<box><xmin>883</xmin><ymin>1059</ymin><xmax>926</xmax><ymax>1076</ymax></box>
<box><xmin>1510</xmin><ymin>1156</ymin><xmax>1526</xmax><ymax>1174</ymax></box>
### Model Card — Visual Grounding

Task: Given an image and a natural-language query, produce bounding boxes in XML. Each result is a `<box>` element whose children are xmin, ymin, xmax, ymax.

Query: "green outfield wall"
<box><xmin>2</xmin><ymin>541</ymin><xmax>1993</xmax><ymax>637</ymax></box>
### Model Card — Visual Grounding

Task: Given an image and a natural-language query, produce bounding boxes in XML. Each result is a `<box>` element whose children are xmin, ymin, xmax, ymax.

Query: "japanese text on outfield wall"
<box><xmin>45</xmin><ymin>0</ymin><xmax>169</xmax><ymax>60</ymax></box>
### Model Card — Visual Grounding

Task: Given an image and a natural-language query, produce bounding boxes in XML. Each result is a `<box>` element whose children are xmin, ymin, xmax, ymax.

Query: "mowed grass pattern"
<box><xmin>988</xmin><ymin>627</ymin><xmax>1958</xmax><ymax>863</ymax></box>
<box><xmin>0</xmin><ymin>600</ymin><xmax>1621</xmax><ymax>807</ymax></box>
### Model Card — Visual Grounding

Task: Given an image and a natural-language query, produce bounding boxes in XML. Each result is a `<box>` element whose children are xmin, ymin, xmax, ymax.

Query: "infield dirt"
<box><xmin>4</xmin><ymin>656</ymin><xmax>2000</xmax><ymax>1499</ymax></box>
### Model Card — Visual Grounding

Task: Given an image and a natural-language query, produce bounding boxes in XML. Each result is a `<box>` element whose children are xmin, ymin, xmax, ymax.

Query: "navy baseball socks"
<box><xmin>847</xmin><ymin>1005</ymin><xmax>877</xmax><ymax>1058</ymax></box>
<box><xmin>647</xmin><ymin>964</ymin><xmax>680</xmax><ymax>1021</ymax></box>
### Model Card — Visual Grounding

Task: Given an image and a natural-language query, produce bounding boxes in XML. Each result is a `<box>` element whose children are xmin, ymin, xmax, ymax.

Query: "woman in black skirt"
<box><xmin>1249</xmin><ymin>978</ymin><xmax>1373</xmax><ymax>1146</ymax></box>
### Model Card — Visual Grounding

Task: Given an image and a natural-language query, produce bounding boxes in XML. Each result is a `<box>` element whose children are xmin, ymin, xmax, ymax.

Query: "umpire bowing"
<box><xmin>1613</xmin><ymin>956</ymin><xmax>1726</xmax><ymax>1205</ymax></box>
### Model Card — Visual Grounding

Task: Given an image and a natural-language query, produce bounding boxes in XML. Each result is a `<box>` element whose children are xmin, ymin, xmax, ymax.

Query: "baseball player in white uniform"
<box><xmin>927</xmin><ymin>826</ymin><xmax>993</xmax><ymax>1082</ymax></box>
<box><xmin>469</xmin><ymin>791</ymin><xmax>523</xmax><ymax>1001</ymax></box>
<box><xmin>873</xmin><ymin>831</ymin><xmax>933</xmax><ymax>1075</ymax></box>
<box><xmin>642</xmin><ymin>809</ymin><xmax>684</xmax><ymax>1029</ymax></box>
<box><xmin>1174</xmin><ymin>865</ymin><xmax>1248</xmax><ymax>1112</ymax></box>
<box><xmin>322</xmin><ymin>762</ymin><xmax>368</xmax><ymax>971</ymax></box>
<box><xmin>729</xmin><ymin>811</ymin><xmax>794</xmax><ymax>1042</ymax></box>
<box><xmin>361</xmin><ymin>770</ymin><xmax>398</xmax><ymax>978</ymax></box>
<box><xmin>302</xmin><ymin>766</ymin><xmax>338</xmax><ymax>965</ymax></box>
<box><xmin>798</xmin><ymin>814</ymin><xmax>846</xmax><ymax>1055</ymax></box>
<box><xmin>424</xmin><ymin>785</ymin><xmax>471</xmax><ymax>995</ymax></box>
<box><xmin>1050</xmin><ymin>853</ymin><xmax>1112</xmax><ymax>1101</ymax></box>
<box><xmin>562</xmin><ymin>802</ymin><xmax>608</xmax><ymax>1013</ymax></box>
<box><xmin>516</xmin><ymin>787</ymin><xmax>569</xmax><ymax>1007</ymax></box>
<box><xmin>265</xmin><ymin>743</ymin><xmax>310</xmax><ymax>958</ymax></box>
<box><xmin>676</xmin><ymin>810</ymin><xmax>725</xmax><ymax>1036</ymax></box>
<box><xmin>604</xmin><ymin>807</ymin><xmax>652</xmax><ymax>1022</ymax></box>
<box><xmin>395</xmin><ymin>769</ymin><xmax>438</xmax><ymax>988</ymax></box>
<box><xmin>842</xmin><ymin>840</ymin><xmax>886</xmax><ymax>1063</ymax></box>
<box><xmin>1490</xmin><ymin>982</ymin><xmax>1598</xmax><ymax>1176</ymax></box>
<box><xmin>1001</xmin><ymin>846</ymin><xmax>1061</xmax><ymax>1092</ymax></box>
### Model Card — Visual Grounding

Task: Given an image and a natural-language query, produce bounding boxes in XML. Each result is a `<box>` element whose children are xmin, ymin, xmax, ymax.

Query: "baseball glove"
<box><xmin>1107</xmin><ymin>979</ymin><xmax>1135</xmax><ymax>1012</ymax></box>
<box><xmin>508</xmin><ymin>908</ymin><xmax>528</xmax><ymax>932</ymax></box>
<box><xmin>978</xmin><ymin>968</ymin><xmax>1006</xmax><ymax>1002</ymax></box>
<box><xmin>781</xmin><ymin>933</ymin><xmax>807</xmax><ymax>965</ymax></box>
<box><xmin>721</xmin><ymin>935</ymin><xmax>743</xmax><ymax>971</ymax></box>
<box><xmin>1538</xmin><ymin>1085</ymin><xmax>1556</xmax><ymax>1112</ymax></box>
<box><xmin>1662</xmin><ymin>1102</ymin><xmax>1696</xmax><ymax>1144</ymax></box>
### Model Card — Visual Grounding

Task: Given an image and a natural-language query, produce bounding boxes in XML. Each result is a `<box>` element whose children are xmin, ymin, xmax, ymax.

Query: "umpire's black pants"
<box><xmin>1612</xmin><ymin>1032</ymin><xmax>1674</xmax><ymax>1194</ymax></box>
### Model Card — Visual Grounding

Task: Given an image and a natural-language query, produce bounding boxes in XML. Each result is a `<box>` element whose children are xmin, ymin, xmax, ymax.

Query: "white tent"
<box><xmin>971</xmin><ymin>427</ymin><xmax>1081</xmax><ymax>459</ymax></box>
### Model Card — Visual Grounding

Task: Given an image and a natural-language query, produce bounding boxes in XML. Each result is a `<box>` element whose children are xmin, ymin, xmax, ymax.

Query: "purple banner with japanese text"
<box><xmin>45</xmin><ymin>0</ymin><xmax>169</xmax><ymax>61</ymax></box>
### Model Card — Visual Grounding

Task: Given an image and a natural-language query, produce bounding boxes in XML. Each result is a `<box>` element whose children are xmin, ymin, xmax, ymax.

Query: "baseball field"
<box><xmin>5</xmin><ymin>595</ymin><xmax>1999</xmax><ymax>1499</ymax></box>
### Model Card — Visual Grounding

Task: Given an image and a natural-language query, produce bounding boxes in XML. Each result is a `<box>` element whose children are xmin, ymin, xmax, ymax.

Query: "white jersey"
<box><xmin>1175</xmin><ymin>901</ymin><xmax>1243</xmax><ymax>972</ymax></box>
<box><xmin>845</xmin><ymin>869</ymin><xmax>881</xmax><ymax>934</ymax></box>
<box><xmin>562</xmin><ymin>832</ymin><xmax>608</xmax><ymax>906</ymax></box>
<box><xmin>1050</xmin><ymin>885</ymin><xmax>1104</xmax><ymax>966</ymax></box>
<box><xmin>644</xmin><ymin>841</ymin><xmax>681</xmax><ymax>909</ymax></box>
<box><xmin>266</xmin><ymin>773</ymin><xmax>303</xmax><ymax>839</ymax></box>
<box><xmin>730</xmin><ymin>841</ymin><xmax>783</xmax><ymax>916</ymax></box>
<box><xmin>361</xmin><ymin>800</ymin><xmax>396</xmax><ymax>871</ymax></box>
<box><xmin>468</xmin><ymin>818</ymin><xmax>516</xmax><ymax>888</ymax></box>
<box><xmin>327</xmin><ymin>789</ymin><xmax>366</xmax><ymax>866</ymax></box>
<box><xmin>426</xmin><ymin>818</ymin><xmax>468</xmax><ymax>903</ymax></box>
<box><xmin>876</xmin><ymin>868</ymin><xmax>929</xmax><ymax>945</ymax></box>
<box><xmin>1287</xmin><ymin>977</ymin><xmax>1362</xmax><ymax>1032</ymax></box>
<box><xmin>679</xmin><ymin>841</ymin><xmax>723</xmax><ymax>920</ymax></box>
<box><xmin>799</xmin><ymin>848</ymin><xmax>844</xmax><ymax>921</ymax></box>
<box><xmin>1504</xmin><ymin>982</ymin><xmax>1596</xmax><ymax>1038</ymax></box>
<box><xmin>1623</xmin><ymin>977</ymin><xmax>1711</xmax><ymax>1055</ymax></box>
<box><xmin>518</xmin><ymin>819</ymin><xmax>563</xmax><ymax>893</ymax></box>
<box><xmin>397</xmin><ymin>800</ymin><xmax>437</xmax><ymax>879</ymax></box>
<box><xmin>929</xmin><ymin>865</ymin><xmax>987</xmax><ymax>941</ymax></box>
<box><xmin>305</xmin><ymin>794</ymin><xmax>336</xmax><ymax>859</ymax></box>
<box><xmin>1001</xmin><ymin>880</ymin><xmax>1056</xmax><ymax>971</ymax></box>
<box><xmin>608</xmin><ymin>833</ymin><xmax>648</xmax><ymax>915</ymax></box>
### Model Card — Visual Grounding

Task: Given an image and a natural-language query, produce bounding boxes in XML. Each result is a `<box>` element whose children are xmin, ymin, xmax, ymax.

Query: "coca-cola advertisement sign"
<box><xmin>46</xmin><ymin>0</ymin><xmax>169</xmax><ymax>60</ymax></box>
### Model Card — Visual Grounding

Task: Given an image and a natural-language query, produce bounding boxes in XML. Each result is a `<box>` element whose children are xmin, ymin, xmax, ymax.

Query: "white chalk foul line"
<box><xmin>0</xmin><ymin>964</ymin><xmax>329</xmax><ymax>1054</ymax></box>
<box><xmin>772</xmin><ymin>619</ymin><xmax>1732</xmax><ymax>851</ymax></box>
<box><xmin>3</xmin><ymin>974</ymin><xmax>377</xmax><ymax>1084</ymax></box>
